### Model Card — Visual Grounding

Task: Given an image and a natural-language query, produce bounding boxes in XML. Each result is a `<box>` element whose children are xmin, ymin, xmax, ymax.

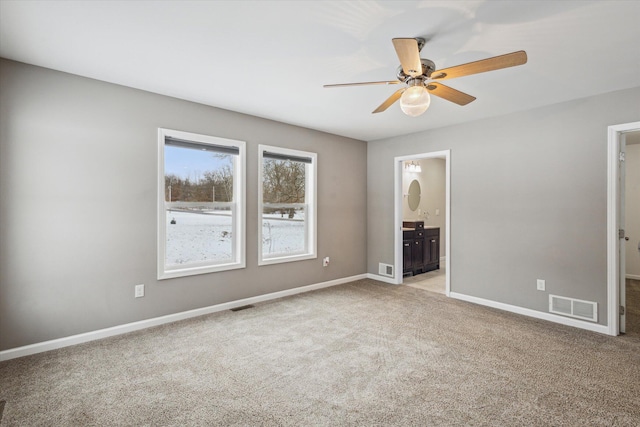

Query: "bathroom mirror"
<box><xmin>408</xmin><ymin>179</ymin><xmax>421</xmax><ymax>211</ymax></box>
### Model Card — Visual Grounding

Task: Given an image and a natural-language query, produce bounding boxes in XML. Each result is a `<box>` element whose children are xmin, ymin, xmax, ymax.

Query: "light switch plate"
<box><xmin>135</xmin><ymin>284</ymin><xmax>145</xmax><ymax>298</ymax></box>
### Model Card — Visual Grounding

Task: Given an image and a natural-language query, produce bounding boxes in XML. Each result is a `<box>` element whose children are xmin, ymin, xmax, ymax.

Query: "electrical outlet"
<box><xmin>536</xmin><ymin>279</ymin><xmax>545</xmax><ymax>291</ymax></box>
<box><xmin>323</xmin><ymin>257</ymin><xmax>330</xmax><ymax>267</ymax></box>
<box><xmin>135</xmin><ymin>284</ymin><xmax>145</xmax><ymax>298</ymax></box>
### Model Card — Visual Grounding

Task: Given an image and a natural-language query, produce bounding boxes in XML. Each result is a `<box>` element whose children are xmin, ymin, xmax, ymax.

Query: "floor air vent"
<box><xmin>379</xmin><ymin>263</ymin><xmax>394</xmax><ymax>278</ymax></box>
<box><xmin>549</xmin><ymin>295</ymin><xmax>597</xmax><ymax>322</ymax></box>
<box><xmin>230</xmin><ymin>305</ymin><xmax>254</xmax><ymax>312</ymax></box>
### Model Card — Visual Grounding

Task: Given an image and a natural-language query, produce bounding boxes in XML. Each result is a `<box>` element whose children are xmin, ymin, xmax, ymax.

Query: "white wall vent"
<box><xmin>549</xmin><ymin>294</ymin><xmax>598</xmax><ymax>322</ymax></box>
<box><xmin>378</xmin><ymin>263</ymin><xmax>394</xmax><ymax>278</ymax></box>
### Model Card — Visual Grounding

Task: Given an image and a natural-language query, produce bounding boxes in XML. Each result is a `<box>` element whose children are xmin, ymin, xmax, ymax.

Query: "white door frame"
<box><xmin>607</xmin><ymin>121</ymin><xmax>640</xmax><ymax>335</ymax></box>
<box><xmin>394</xmin><ymin>150</ymin><xmax>451</xmax><ymax>295</ymax></box>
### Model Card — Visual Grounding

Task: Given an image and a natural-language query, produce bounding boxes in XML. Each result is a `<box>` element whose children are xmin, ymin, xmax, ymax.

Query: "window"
<box><xmin>258</xmin><ymin>145</ymin><xmax>317</xmax><ymax>265</ymax></box>
<box><xmin>158</xmin><ymin>128</ymin><xmax>245</xmax><ymax>279</ymax></box>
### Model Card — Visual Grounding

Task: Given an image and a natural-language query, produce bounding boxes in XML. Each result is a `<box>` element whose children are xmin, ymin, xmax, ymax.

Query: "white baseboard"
<box><xmin>0</xmin><ymin>273</ymin><xmax>368</xmax><ymax>362</ymax></box>
<box><xmin>440</xmin><ymin>256</ymin><xmax>446</xmax><ymax>263</ymax></box>
<box><xmin>366</xmin><ymin>273</ymin><xmax>399</xmax><ymax>285</ymax></box>
<box><xmin>449</xmin><ymin>292</ymin><xmax>610</xmax><ymax>335</ymax></box>
<box><xmin>626</xmin><ymin>274</ymin><xmax>640</xmax><ymax>280</ymax></box>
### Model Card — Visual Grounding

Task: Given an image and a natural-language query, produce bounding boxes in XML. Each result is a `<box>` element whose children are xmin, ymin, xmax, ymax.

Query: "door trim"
<box><xmin>394</xmin><ymin>150</ymin><xmax>450</xmax><ymax>296</ymax></box>
<box><xmin>607</xmin><ymin>121</ymin><xmax>640</xmax><ymax>336</ymax></box>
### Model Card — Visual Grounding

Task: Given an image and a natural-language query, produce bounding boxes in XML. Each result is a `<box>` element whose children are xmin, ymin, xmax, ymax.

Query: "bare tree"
<box><xmin>263</xmin><ymin>159</ymin><xmax>305</xmax><ymax>218</ymax></box>
<box><xmin>213</xmin><ymin>164</ymin><xmax>233</xmax><ymax>202</ymax></box>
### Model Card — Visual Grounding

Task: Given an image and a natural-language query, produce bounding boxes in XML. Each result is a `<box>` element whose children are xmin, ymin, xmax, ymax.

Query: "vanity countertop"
<box><xmin>403</xmin><ymin>226</ymin><xmax>439</xmax><ymax>231</ymax></box>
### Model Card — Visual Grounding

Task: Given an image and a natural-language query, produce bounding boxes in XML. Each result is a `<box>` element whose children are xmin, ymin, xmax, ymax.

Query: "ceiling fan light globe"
<box><xmin>400</xmin><ymin>86</ymin><xmax>431</xmax><ymax>117</ymax></box>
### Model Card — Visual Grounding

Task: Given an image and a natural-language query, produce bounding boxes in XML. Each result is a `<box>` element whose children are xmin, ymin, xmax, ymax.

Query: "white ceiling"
<box><xmin>1</xmin><ymin>1</ymin><xmax>639</xmax><ymax>141</ymax></box>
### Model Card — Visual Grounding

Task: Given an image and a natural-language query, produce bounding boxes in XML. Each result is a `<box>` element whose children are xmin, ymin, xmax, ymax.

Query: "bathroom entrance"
<box><xmin>394</xmin><ymin>150</ymin><xmax>450</xmax><ymax>295</ymax></box>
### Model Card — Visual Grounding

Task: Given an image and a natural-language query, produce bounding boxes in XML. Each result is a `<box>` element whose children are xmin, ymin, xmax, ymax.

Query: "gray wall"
<box><xmin>402</xmin><ymin>158</ymin><xmax>446</xmax><ymax>254</ymax></box>
<box><xmin>368</xmin><ymin>87</ymin><xmax>640</xmax><ymax>325</ymax></box>
<box><xmin>626</xmin><ymin>141</ymin><xmax>640</xmax><ymax>278</ymax></box>
<box><xmin>0</xmin><ymin>59</ymin><xmax>367</xmax><ymax>351</ymax></box>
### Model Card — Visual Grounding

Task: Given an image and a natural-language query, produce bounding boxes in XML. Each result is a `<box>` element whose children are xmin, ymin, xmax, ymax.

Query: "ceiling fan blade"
<box><xmin>372</xmin><ymin>88</ymin><xmax>405</xmax><ymax>114</ymax></box>
<box><xmin>426</xmin><ymin>83</ymin><xmax>476</xmax><ymax>106</ymax></box>
<box><xmin>392</xmin><ymin>38</ymin><xmax>423</xmax><ymax>77</ymax></box>
<box><xmin>323</xmin><ymin>81</ymin><xmax>400</xmax><ymax>88</ymax></box>
<box><xmin>431</xmin><ymin>51</ymin><xmax>527</xmax><ymax>80</ymax></box>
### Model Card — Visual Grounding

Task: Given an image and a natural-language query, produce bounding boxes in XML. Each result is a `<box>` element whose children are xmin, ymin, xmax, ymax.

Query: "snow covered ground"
<box><xmin>166</xmin><ymin>210</ymin><xmax>233</xmax><ymax>266</ymax></box>
<box><xmin>262</xmin><ymin>217</ymin><xmax>305</xmax><ymax>257</ymax></box>
<box><xmin>165</xmin><ymin>209</ymin><xmax>305</xmax><ymax>265</ymax></box>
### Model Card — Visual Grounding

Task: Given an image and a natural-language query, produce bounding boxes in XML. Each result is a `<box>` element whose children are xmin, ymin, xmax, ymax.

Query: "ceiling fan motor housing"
<box><xmin>396</xmin><ymin>58</ymin><xmax>436</xmax><ymax>82</ymax></box>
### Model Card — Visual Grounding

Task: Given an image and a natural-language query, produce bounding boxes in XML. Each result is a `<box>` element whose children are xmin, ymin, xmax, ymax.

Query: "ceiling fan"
<box><xmin>324</xmin><ymin>38</ymin><xmax>527</xmax><ymax>117</ymax></box>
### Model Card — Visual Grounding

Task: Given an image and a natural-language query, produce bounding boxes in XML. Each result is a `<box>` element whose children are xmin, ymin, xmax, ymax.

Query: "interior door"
<box><xmin>619</xmin><ymin>136</ymin><xmax>626</xmax><ymax>333</ymax></box>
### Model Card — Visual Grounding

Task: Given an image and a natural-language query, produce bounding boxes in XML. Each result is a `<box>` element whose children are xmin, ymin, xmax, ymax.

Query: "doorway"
<box><xmin>622</xmin><ymin>131</ymin><xmax>640</xmax><ymax>337</ymax></box>
<box><xmin>607</xmin><ymin>122</ymin><xmax>640</xmax><ymax>336</ymax></box>
<box><xmin>394</xmin><ymin>150</ymin><xmax>450</xmax><ymax>296</ymax></box>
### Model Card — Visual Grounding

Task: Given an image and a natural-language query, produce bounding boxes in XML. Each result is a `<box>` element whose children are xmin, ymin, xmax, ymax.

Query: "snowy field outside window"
<box><xmin>166</xmin><ymin>208</ymin><xmax>233</xmax><ymax>266</ymax></box>
<box><xmin>262</xmin><ymin>207</ymin><xmax>306</xmax><ymax>257</ymax></box>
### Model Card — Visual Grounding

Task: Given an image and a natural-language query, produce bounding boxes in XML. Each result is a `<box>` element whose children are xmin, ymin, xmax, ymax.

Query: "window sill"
<box><xmin>258</xmin><ymin>253</ymin><xmax>317</xmax><ymax>266</ymax></box>
<box><xmin>158</xmin><ymin>261</ymin><xmax>245</xmax><ymax>280</ymax></box>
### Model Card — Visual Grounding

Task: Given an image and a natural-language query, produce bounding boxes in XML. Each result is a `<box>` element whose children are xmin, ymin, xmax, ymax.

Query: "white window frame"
<box><xmin>158</xmin><ymin>128</ymin><xmax>246</xmax><ymax>279</ymax></box>
<box><xmin>258</xmin><ymin>144</ymin><xmax>317</xmax><ymax>266</ymax></box>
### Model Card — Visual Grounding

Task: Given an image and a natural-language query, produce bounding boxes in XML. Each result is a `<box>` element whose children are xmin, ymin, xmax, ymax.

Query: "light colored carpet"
<box><xmin>1</xmin><ymin>279</ymin><xmax>639</xmax><ymax>426</ymax></box>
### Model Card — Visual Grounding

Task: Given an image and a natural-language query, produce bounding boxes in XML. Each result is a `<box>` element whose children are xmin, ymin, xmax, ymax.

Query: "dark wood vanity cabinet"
<box><xmin>424</xmin><ymin>228</ymin><xmax>440</xmax><ymax>269</ymax></box>
<box><xmin>402</xmin><ymin>222</ymin><xmax>439</xmax><ymax>276</ymax></box>
<box><xmin>403</xmin><ymin>240</ymin><xmax>412</xmax><ymax>273</ymax></box>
